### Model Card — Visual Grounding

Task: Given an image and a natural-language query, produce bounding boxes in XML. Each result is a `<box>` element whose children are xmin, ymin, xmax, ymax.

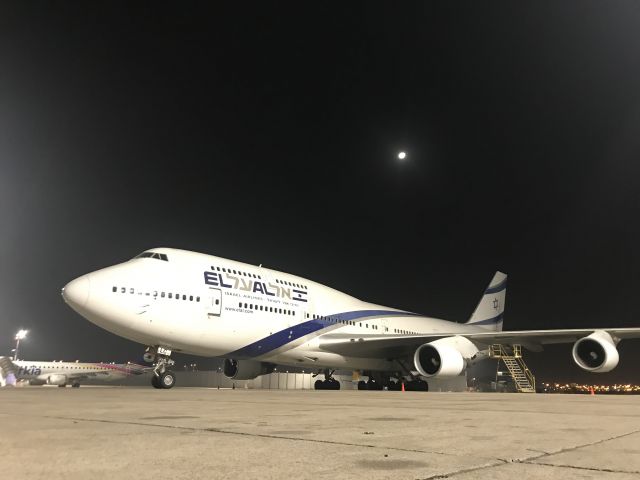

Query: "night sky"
<box><xmin>1</xmin><ymin>3</ymin><xmax>639</xmax><ymax>382</ymax></box>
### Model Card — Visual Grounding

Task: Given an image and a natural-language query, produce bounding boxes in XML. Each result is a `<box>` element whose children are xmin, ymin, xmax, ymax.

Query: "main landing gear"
<box><xmin>357</xmin><ymin>372</ymin><xmax>429</xmax><ymax>391</ymax></box>
<box><xmin>145</xmin><ymin>346</ymin><xmax>176</xmax><ymax>389</ymax></box>
<box><xmin>313</xmin><ymin>369</ymin><xmax>340</xmax><ymax>390</ymax></box>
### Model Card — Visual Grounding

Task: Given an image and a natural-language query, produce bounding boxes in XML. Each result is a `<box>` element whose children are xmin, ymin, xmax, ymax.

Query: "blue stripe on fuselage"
<box><xmin>227</xmin><ymin>309</ymin><xmax>420</xmax><ymax>359</ymax></box>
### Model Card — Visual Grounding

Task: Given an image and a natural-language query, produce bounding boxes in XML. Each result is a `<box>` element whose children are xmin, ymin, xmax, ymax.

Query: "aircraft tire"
<box><xmin>330</xmin><ymin>379</ymin><xmax>340</xmax><ymax>390</ymax></box>
<box><xmin>151</xmin><ymin>375</ymin><xmax>162</xmax><ymax>389</ymax></box>
<box><xmin>314</xmin><ymin>379</ymin><xmax>324</xmax><ymax>390</ymax></box>
<box><xmin>357</xmin><ymin>380</ymin><xmax>367</xmax><ymax>390</ymax></box>
<box><xmin>160</xmin><ymin>370</ymin><xmax>176</xmax><ymax>389</ymax></box>
<box><xmin>72</xmin><ymin>383</ymin><xmax>80</xmax><ymax>388</ymax></box>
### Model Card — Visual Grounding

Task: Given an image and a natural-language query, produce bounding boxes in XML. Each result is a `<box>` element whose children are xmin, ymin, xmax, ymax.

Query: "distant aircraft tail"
<box><xmin>0</xmin><ymin>356</ymin><xmax>17</xmax><ymax>376</ymax></box>
<box><xmin>465</xmin><ymin>271</ymin><xmax>507</xmax><ymax>331</ymax></box>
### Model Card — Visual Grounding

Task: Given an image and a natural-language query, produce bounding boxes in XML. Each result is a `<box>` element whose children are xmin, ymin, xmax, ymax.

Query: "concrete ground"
<box><xmin>0</xmin><ymin>388</ymin><xmax>639</xmax><ymax>479</ymax></box>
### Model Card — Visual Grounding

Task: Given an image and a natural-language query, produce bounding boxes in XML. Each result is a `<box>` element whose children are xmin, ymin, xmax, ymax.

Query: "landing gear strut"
<box><xmin>145</xmin><ymin>346</ymin><xmax>176</xmax><ymax>389</ymax></box>
<box><xmin>313</xmin><ymin>369</ymin><xmax>340</xmax><ymax>390</ymax></box>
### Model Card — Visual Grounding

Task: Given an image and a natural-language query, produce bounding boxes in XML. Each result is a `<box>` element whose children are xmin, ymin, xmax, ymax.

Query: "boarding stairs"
<box><xmin>489</xmin><ymin>344</ymin><xmax>536</xmax><ymax>393</ymax></box>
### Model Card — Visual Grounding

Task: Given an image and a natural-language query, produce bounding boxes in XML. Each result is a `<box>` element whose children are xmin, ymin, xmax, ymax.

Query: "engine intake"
<box><xmin>413</xmin><ymin>337</ymin><xmax>473</xmax><ymax>377</ymax></box>
<box><xmin>223</xmin><ymin>359</ymin><xmax>275</xmax><ymax>380</ymax></box>
<box><xmin>572</xmin><ymin>331</ymin><xmax>619</xmax><ymax>373</ymax></box>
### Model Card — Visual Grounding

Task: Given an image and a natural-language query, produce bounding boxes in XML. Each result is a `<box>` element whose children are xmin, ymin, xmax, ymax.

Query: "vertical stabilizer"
<box><xmin>466</xmin><ymin>271</ymin><xmax>507</xmax><ymax>331</ymax></box>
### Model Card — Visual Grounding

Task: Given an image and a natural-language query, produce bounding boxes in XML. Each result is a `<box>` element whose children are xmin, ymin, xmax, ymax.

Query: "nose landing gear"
<box><xmin>145</xmin><ymin>346</ymin><xmax>176</xmax><ymax>389</ymax></box>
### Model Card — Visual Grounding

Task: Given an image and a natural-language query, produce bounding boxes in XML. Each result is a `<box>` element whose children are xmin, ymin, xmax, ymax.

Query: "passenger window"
<box><xmin>153</xmin><ymin>291</ymin><xmax>158</xmax><ymax>297</ymax></box>
<box><xmin>161</xmin><ymin>292</ymin><xmax>165</xmax><ymax>298</ymax></box>
<box><xmin>239</xmin><ymin>302</ymin><xmax>242</xmax><ymax>308</ymax></box>
<box><xmin>168</xmin><ymin>293</ymin><xmax>172</xmax><ymax>299</ymax></box>
<box><xmin>197</xmin><ymin>297</ymin><xmax>200</xmax><ymax>302</ymax></box>
<box><xmin>189</xmin><ymin>296</ymin><xmax>193</xmax><ymax>301</ymax></box>
<box><xmin>121</xmin><ymin>287</ymin><xmax>126</xmax><ymax>293</ymax></box>
<box><xmin>130</xmin><ymin>288</ymin><xmax>135</xmax><ymax>294</ymax></box>
<box><xmin>182</xmin><ymin>295</ymin><xmax>186</xmax><ymax>300</ymax></box>
<box><xmin>244</xmin><ymin>303</ymin><xmax>248</xmax><ymax>308</ymax></box>
<box><xmin>112</xmin><ymin>286</ymin><xmax>117</xmax><ymax>292</ymax></box>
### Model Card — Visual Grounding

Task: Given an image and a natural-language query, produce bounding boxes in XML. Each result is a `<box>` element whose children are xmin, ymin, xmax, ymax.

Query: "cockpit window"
<box><xmin>134</xmin><ymin>251</ymin><xmax>169</xmax><ymax>261</ymax></box>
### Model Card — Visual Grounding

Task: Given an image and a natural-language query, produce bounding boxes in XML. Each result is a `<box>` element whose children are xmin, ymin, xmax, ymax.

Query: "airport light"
<box><xmin>397</xmin><ymin>151</ymin><xmax>407</xmax><ymax>160</ymax></box>
<box><xmin>14</xmin><ymin>329</ymin><xmax>28</xmax><ymax>360</ymax></box>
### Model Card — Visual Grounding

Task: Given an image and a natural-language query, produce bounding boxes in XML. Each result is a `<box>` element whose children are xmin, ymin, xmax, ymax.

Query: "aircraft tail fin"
<box><xmin>0</xmin><ymin>356</ymin><xmax>18</xmax><ymax>386</ymax></box>
<box><xmin>0</xmin><ymin>356</ymin><xmax>17</xmax><ymax>376</ymax></box>
<box><xmin>466</xmin><ymin>271</ymin><xmax>507</xmax><ymax>331</ymax></box>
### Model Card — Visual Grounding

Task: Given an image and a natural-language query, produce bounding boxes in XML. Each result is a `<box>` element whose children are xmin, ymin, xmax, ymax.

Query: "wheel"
<box><xmin>357</xmin><ymin>380</ymin><xmax>367</xmax><ymax>390</ymax></box>
<box><xmin>151</xmin><ymin>375</ymin><xmax>162</xmax><ymax>389</ymax></box>
<box><xmin>72</xmin><ymin>383</ymin><xmax>80</xmax><ymax>388</ymax></box>
<box><xmin>407</xmin><ymin>379</ymin><xmax>428</xmax><ymax>391</ymax></box>
<box><xmin>159</xmin><ymin>370</ymin><xmax>176</xmax><ymax>389</ymax></box>
<box><xmin>58</xmin><ymin>384</ymin><xmax>66</xmax><ymax>388</ymax></box>
<box><xmin>314</xmin><ymin>379</ymin><xmax>325</xmax><ymax>390</ymax></box>
<box><xmin>389</xmin><ymin>380</ymin><xmax>401</xmax><ymax>391</ymax></box>
<box><xmin>330</xmin><ymin>379</ymin><xmax>340</xmax><ymax>390</ymax></box>
<box><xmin>367</xmin><ymin>379</ymin><xmax>382</xmax><ymax>391</ymax></box>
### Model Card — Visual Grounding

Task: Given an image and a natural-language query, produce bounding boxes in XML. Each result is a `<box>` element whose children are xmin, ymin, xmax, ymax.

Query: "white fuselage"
<box><xmin>13</xmin><ymin>360</ymin><xmax>140</xmax><ymax>385</ymax></box>
<box><xmin>62</xmin><ymin>248</ymin><xmax>487</xmax><ymax>371</ymax></box>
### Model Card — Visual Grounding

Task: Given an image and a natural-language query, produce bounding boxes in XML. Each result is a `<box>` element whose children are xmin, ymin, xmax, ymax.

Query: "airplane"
<box><xmin>0</xmin><ymin>356</ymin><xmax>149</xmax><ymax>387</ymax></box>
<box><xmin>61</xmin><ymin>247</ymin><xmax>640</xmax><ymax>390</ymax></box>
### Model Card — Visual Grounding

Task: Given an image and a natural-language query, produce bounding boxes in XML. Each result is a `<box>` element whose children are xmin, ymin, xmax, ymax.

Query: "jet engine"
<box><xmin>413</xmin><ymin>336</ymin><xmax>478</xmax><ymax>377</ymax></box>
<box><xmin>572</xmin><ymin>331</ymin><xmax>619</xmax><ymax>373</ymax></box>
<box><xmin>46</xmin><ymin>374</ymin><xmax>68</xmax><ymax>386</ymax></box>
<box><xmin>223</xmin><ymin>359</ymin><xmax>275</xmax><ymax>380</ymax></box>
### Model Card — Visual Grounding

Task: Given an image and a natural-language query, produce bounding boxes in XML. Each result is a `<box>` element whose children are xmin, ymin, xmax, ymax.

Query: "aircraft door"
<box><xmin>381</xmin><ymin>318</ymin><xmax>390</xmax><ymax>334</ymax></box>
<box><xmin>207</xmin><ymin>288</ymin><xmax>222</xmax><ymax>317</ymax></box>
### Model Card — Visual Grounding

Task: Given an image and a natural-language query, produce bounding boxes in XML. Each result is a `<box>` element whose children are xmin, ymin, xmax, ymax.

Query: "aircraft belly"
<box><xmin>268</xmin><ymin>348</ymin><xmax>394</xmax><ymax>372</ymax></box>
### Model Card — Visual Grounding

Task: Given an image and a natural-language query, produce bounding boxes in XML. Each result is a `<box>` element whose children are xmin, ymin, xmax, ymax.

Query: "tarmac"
<box><xmin>1</xmin><ymin>388</ymin><xmax>639</xmax><ymax>480</ymax></box>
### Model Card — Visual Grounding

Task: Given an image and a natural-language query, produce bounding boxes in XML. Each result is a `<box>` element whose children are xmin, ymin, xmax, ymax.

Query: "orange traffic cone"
<box><xmin>590</xmin><ymin>386</ymin><xmax>595</xmax><ymax>396</ymax></box>
<box><xmin>401</xmin><ymin>382</ymin><xmax>405</xmax><ymax>392</ymax></box>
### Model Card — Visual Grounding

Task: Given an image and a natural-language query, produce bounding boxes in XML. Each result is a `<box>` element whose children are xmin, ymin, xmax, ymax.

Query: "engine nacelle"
<box><xmin>413</xmin><ymin>336</ymin><xmax>478</xmax><ymax>377</ymax></box>
<box><xmin>572</xmin><ymin>330</ymin><xmax>619</xmax><ymax>373</ymax></box>
<box><xmin>223</xmin><ymin>359</ymin><xmax>275</xmax><ymax>380</ymax></box>
<box><xmin>46</xmin><ymin>374</ymin><xmax>67</xmax><ymax>386</ymax></box>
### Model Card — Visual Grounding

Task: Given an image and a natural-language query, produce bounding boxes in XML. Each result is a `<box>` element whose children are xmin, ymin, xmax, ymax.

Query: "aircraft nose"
<box><xmin>62</xmin><ymin>274</ymin><xmax>91</xmax><ymax>309</ymax></box>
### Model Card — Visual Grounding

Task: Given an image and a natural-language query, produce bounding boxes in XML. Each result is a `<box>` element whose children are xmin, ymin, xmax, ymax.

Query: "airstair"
<box><xmin>489</xmin><ymin>345</ymin><xmax>536</xmax><ymax>393</ymax></box>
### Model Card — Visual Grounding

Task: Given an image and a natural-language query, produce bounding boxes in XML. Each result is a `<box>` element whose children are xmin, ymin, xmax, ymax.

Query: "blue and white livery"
<box><xmin>61</xmin><ymin>248</ymin><xmax>640</xmax><ymax>390</ymax></box>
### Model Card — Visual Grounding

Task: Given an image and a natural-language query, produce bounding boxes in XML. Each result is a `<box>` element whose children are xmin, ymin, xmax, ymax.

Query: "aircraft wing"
<box><xmin>318</xmin><ymin>328</ymin><xmax>640</xmax><ymax>358</ymax></box>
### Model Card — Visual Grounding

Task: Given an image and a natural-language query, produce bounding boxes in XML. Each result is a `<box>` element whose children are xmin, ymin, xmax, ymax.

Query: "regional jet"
<box><xmin>0</xmin><ymin>357</ymin><xmax>148</xmax><ymax>387</ymax></box>
<box><xmin>61</xmin><ymin>248</ymin><xmax>640</xmax><ymax>390</ymax></box>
